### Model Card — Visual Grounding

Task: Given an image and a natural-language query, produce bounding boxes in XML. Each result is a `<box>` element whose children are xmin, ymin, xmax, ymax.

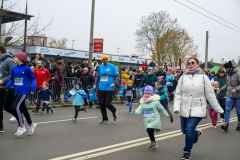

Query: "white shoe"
<box><xmin>28</xmin><ymin>123</ymin><xmax>37</xmax><ymax>136</ymax></box>
<box><xmin>9</xmin><ymin>116</ymin><xmax>16</xmax><ymax>121</ymax></box>
<box><xmin>213</xmin><ymin>125</ymin><xmax>217</xmax><ymax>128</ymax></box>
<box><xmin>218</xmin><ymin>118</ymin><xmax>224</xmax><ymax>123</ymax></box>
<box><xmin>15</xmin><ymin>126</ymin><xmax>26</xmax><ymax>136</ymax></box>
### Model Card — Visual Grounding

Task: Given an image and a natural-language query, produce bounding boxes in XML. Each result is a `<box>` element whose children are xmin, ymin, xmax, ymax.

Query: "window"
<box><xmin>41</xmin><ymin>38</ymin><xmax>44</xmax><ymax>46</ymax></box>
<box><xmin>30</xmin><ymin>37</ymin><xmax>34</xmax><ymax>45</ymax></box>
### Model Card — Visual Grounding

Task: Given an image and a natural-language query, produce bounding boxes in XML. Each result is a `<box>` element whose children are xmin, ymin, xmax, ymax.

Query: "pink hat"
<box><xmin>15</xmin><ymin>52</ymin><xmax>28</xmax><ymax>63</ymax></box>
<box><xmin>212</xmin><ymin>81</ymin><xmax>219</xmax><ymax>88</ymax></box>
<box><xmin>144</xmin><ymin>86</ymin><xmax>153</xmax><ymax>95</ymax></box>
<box><xmin>122</xmin><ymin>81</ymin><xmax>125</xmax><ymax>85</ymax></box>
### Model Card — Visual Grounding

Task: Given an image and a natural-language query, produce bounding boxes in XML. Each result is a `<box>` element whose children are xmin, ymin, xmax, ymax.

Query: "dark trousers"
<box><xmin>163</xmin><ymin>104</ymin><xmax>173</xmax><ymax>117</ymax></box>
<box><xmin>83</xmin><ymin>90</ymin><xmax>89</xmax><ymax>106</ymax></box>
<box><xmin>98</xmin><ymin>90</ymin><xmax>116</xmax><ymax>121</ymax></box>
<box><xmin>42</xmin><ymin>101</ymin><xmax>50</xmax><ymax>111</ymax></box>
<box><xmin>53</xmin><ymin>86</ymin><xmax>61</xmax><ymax>100</ymax></box>
<box><xmin>167</xmin><ymin>86</ymin><xmax>174</xmax><ymax>101</ymax></box>
<box><xmin>219</xmin><ymin>99</ymin><xmax>226</xmax><ymax>119</ymax></box>
<box><xmin>0</xmin><ymin>88</ymin><xmax>19</xmax><ymax>128</ymax></box>
<box><xmin>13</xmin><ymin>94</ymin><xmax>32</xmax><ymax>127</ymax></box>
<box><xmin>146</xmin><ymin>128</ymin><xmax>155</xmax><ymax>142</ymax></box>
<box><xmin>74</xmin><ymin>106</ymin><xmax>84</xmax><ymax>118</ymax></box>
<box><xmin>36</xmin><ymin>88</ymin><xmax>42</xmax><ymax>110</ymax></box>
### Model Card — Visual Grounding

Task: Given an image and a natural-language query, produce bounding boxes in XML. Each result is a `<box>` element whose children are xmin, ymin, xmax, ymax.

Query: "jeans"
<box><xmin>225</xmin><ymin>96</ymin><xmax>240</xmax><ymax>123</ymax></box>
<box><xmin>126</xmin><ymin>101</ymin><xmax>133</xmax><ymax>112</ymax></box>
<box><xmin>180</xmin><ymin>116</ymin><xmax>202</xmax><ymax>153</ymax></box>
<box><xmin>136</xmin><ymin>89</ymin><xmax>143</xmax><ymax>103</ymax></box>
<box><xmin>163</xmin><ymin>104</ymin><xmax>172</xmax><ymax>117</ymax></box>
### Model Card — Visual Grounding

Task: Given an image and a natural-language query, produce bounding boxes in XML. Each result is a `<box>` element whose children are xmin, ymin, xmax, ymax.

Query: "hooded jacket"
<box><xmin>133</xmin><ymin>94</ymin><xmax>169</xmax><ymax>132</ymax></box>
<box><xmin>121</xmin><ymin>71</ymin><xmax>131</xmax><ymax>87</ymax></box>
<box><xmin>134</xmin><ymin>73</ymin><xmax>144</xmax><ymax>88</ymax></box>
<box><xmin>0</xmin><ymin>53</ymin><xmax>16</xmax><ymax>88</ymax></box>
<box><xmin>65</xmin><ymin>88</ymin><xmax>87</xmax><ymax>106</ymax></box>
<box><xmin>123</xmin><ymin>86</ymin><xmax>136</xmax><ymax>102</ymax></box>
<box><xmin>138</xmin><ymin>73</ymin><xmax>158</xmax><ymax>88</ymax></box>
<box><xmin>51</xmin><ymin>66</ymin><xmax>64</xmax><ymax>86</ymax></box>
<box><xmin>174</xmin><ymin>68</ymin><xmax>224</xmax><ymax>118</ymax></box>
<box><xmin>128</xmin><ymin>71</ymin><xmax>135</xmax><ymax>82</ymax></box>
<box><xmin>158</xmin><ymin>86</ymin><xmax>168</xmax><ymax>105</ymax></box>
<box><xmin>213</xmin><ymin>73</ymin><xmax>227</xmax><ymax>99</ymax></box>
<box><xmin>220</xmin><ymin>67</ymin><xmax>240</xmax><ymax>98</ymax></box>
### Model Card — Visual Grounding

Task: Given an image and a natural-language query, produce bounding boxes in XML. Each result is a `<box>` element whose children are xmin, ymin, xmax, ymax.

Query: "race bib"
<box><xmin>89</xmin><ymin>93</ymin><xmax>93</xmax><ymax>96</ymax></box>
<box><xmin>70</xmin><ymin>89</ymin><xmax>77</xmax><ymax>95</ymax></box>
<box><xmin>166</xmin><ymin>82</ymin><xmax>171</xmax><ymax>85</ymax></box>
<box><xmin>14</xmin><ymin>78</ymin><xmax>23</xmax><ymax>86</ymax></box>
<box><xmin>120</xmin><ymin>91</ymin><xmax>123</xmax><ymax>93</ymax></box>
<box><xmin>100</xmin><ymin>75</ymin><xmax>108</xmax><ymax>82</ymax></box>
<box><xmin>126</xmin><ymin>91</ymin><xmax>132</xmax><ymax>96</ymax></box>
<box><xmin>143</xmin><ymin>108</ymin><xmax>154</xmax><ymax>117</ymax></box>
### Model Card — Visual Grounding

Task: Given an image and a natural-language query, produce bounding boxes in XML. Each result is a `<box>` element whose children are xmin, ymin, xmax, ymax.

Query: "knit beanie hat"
<box><xmin>144</xmin><ymin>86</ymin><xmax>153</xmax><ymax>95</ymax></box>
<box><xmin>122</xmin><ymin>81</ymin><xmax>125</xmax><ymax>85</ymax></box>
<box><xmin>132</xmin><ymin>69</ymin><xmax>136</xmax><ymax>72</ymax></box>
<box><xmin>101</xmin><ymin>54</ymin><xmax>108</xmax><ymax>61</ymax></box>
<box><xmin>148</xmin><ymin>67</ymin><xmax>154</xmax><ymax>70</ymax></box>
<box><xmin>68</xmin><ymin>62</ymin><xmax>72</xmax><ymax>66</ymax></box>
<box><xmin>128</xmin><ymin>80</ymin><xmax>133</xmax><ymax>85</ymax></box>
<box><xmin>158</xmin><ymin>79</ymin><xmax>166</xmax><ymax>86</ymax></box>
<box><xmin>57</xmin><ymin>56</ymin><xmax>63</xmax><ymax>60</ymax></box>
<box><xmin>136</xmin><ymin>69</ymin><xmax>140</xmax><ymax>73</ymax></box>
<box><xmin>31</xmin><ymin>56</ymin><xmax>36</xmax><ymax>61</ymax></box>
<box><xmin>87</xmin><ymin>85</ymin><xmax>91</xmax><ymax>89</ymax></box>
<box><xmin>75</xmin><ymin>82</ymin><xmax>82</xmax><ymax>89</ymax></box>
<box><xmin>15</xmin><ymin>52</ymin><xmax>28</xmax><ymax>63</ymax></box>
<box><xmin>212</xmin><ymin>81</ymin><xmax>219</xmax><ymax>88</ymax></box>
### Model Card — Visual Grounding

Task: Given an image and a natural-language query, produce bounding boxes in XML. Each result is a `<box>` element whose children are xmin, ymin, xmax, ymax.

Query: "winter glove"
<box><xmin>132</xmin><ymin>98</ymin><xmax>135</xmax><ymax>101</ymax></box>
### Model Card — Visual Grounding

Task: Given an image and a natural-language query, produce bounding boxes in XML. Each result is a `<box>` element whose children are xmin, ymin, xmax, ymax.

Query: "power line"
<box><xmin>186</xmin><ymin>0</ymin><xmax>240</xmax><ymax>29</ymax></box>
<box><xmin>174</xmin><ymin>0</ymin><xmax>240</xmax><ymax>34</ymax></box>
<box><xmin>209</xmin><ymin>37</ymin><xmax>240</xmax><ymax>42</ymax></box>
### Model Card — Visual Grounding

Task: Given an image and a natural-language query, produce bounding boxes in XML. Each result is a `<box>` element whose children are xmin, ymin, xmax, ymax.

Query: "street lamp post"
<box><xmin>88</xmin><ymin>0</ymin><xmax>95</xmax><ymax>68</ymax></box>
<box><xmin>72</xmin><ymin>40</ymin><xmax>75</xmax><ymax>49</ymax></box>
<box><xmin>117</xmin><ymin>48</ymin><xmax>120</xmax><ymax>55</ymax></box>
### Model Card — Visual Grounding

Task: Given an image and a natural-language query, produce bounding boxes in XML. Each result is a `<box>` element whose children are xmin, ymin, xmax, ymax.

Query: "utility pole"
<box><xmin>23</xmin><ymin>0</ymin><xmax>28</xmax><ymax>53</ymax></box>
<box><xmin>72</xmin><ymin>40</ymin><xmax>75</xmax><ymax>49</ymax></box>
<box><xmin>204</xmin><ymin>31</ymin><xmax>209</xmax><ymax>69</ymax></box>
<box><xmin>88</xmin><ymin>0</ymin><xmax>95</xmax><ymax>68</ymax></box>
<box><xmin>117</xmin><ymin>48</ymin><xmax>120</xmax><ymax>55</ymax></box>
<box><xmin>0</xmin><ymin>0</ymin><xmax>4</xmax><ymax>44</ymax></box>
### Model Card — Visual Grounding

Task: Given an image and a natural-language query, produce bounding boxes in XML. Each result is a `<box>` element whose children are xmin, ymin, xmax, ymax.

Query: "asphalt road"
<box><xmin>0</xmin><ymin>103</ymin><xmax>239</xmax><ymax>160</ymax></box>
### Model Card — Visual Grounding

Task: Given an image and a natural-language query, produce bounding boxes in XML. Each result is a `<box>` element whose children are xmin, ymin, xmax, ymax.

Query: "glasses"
<box><xmin>188</xmin><ymin>62</ymin><xmax>195</xmax><ymax>65</ymax></box>
<box><xmin>102</xmin><ymin>59</ymin><xmax>108</xmax><ymax>61</ymax></box>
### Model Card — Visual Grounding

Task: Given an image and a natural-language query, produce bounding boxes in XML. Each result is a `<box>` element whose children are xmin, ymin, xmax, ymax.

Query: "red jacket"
<box><xmin>34</xmin><ymin>67</ymin><xmax>51</xmax><ymax>88</ymax></box>
<box><xmin>142</xmin><ymin>62</ymin><xmax>147</xmax><ymax>70</ymax></box>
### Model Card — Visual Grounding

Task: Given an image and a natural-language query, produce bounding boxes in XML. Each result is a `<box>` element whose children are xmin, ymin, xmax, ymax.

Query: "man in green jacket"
<box><xmin>52</xmin><ymin>56</ymin><xmax>67</xmax><ymax>77</ymax></box>
<box><xmin>213</xmin><ymin>68</ymin><xmax>227</xmax><ymax>123</ymax></box>
<box><xmin>138</xmin><ymin>67</ymin><xmax>158</xmax><ymax>88</ymax></box>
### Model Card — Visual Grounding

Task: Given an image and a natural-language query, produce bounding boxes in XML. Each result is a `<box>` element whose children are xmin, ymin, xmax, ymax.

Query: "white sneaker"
<box><xmin>15</xmin><ymin>126</ymin><xmax>26</xmax><ymax>136</ymax></box>
<box><xmin>218</xmin><ymin>118</ymin><xmax>224</xmax><ymax>123</ymax></box>
<box><xmin>213</xmin><ymin>125</ymin><xmax>217</xmax><ymax>128</ymax></box>
<box><xmin>9</xmin><ymin>116</ymin><xmax>16</xmax><ymax>121</ymax></box>
<box><xmin>28</xmin><ymin>123</ymin><xmax>37</xmax><ymax>136</ymax></box>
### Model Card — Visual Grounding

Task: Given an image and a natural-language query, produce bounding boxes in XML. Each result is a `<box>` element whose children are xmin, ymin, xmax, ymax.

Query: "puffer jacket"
<box><xmin>133</xmin><ymin>94</ymin><xmax>169</xmax><ymax>133</ymax></box>
<box><xmin>174</xmin><ymin>68</ymin><xmax>224</xmax><ymax>118</ymax></box>
<box><xmin>80</xmin><ymin>72</ymin><xmax>95</xmax><ymax>91</ymax></box>
<box><xmin>213</xmin><ymin>73</ymin><xmax>227</xmax><ymax>99</ymax></box>
<box><xmin>121</xmin><ymin>71</ymin><xmax>131</xmax><ymax>87</ymax></box>
<box><xmin>123</xmin><ymin>86</ymin><xmax>136</xmax><ymax>102</ymax></box>
<box><xmin>138</xmin><ymin>73</ymin><xmax>158</xmax><ymax>88</ymax></box>
<box><xmin>220</xmin><ymin>67</ymin><xmax>240</xmax><ymax>98</ymax></box>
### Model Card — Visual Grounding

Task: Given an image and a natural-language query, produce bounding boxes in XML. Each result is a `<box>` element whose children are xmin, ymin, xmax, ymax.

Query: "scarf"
<box><xmin>227</xmin><ymin>67</ymin><xmax>235</xmax><ymax>76</ymax></box>
<box><xmin>142</xmin><ymin>95</ymin><xmax>154</xmax><ymax>103</ymax></box>
<box><xmin>186</xmin><ymin>68</ymin><xmax>198</xmax><ymax>74</ymax></box>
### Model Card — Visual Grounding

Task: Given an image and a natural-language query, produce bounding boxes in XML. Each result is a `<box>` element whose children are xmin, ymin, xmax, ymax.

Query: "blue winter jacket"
<box><xmin>158</xmin><ymin>86</ymin><xmax>168</xmax><ymax>105</ymax></box>
<box><xmin>65</xmin><ymin>89</ymin><xmax>87</xmax><ymax>106</ymax></box>
<box><xmin>88</xmin><ymin>88</ymin><xmax>97</xmax><ymax>101</ymax></box>
<box><xmin>39</xmin><ymin>88</ymin><xmax>54</xmax><ymax>101</ymax></box>
<box><xmin>6</xmin><ymin>64</ymin><xmax>36</xmax><ymax>95</ymax></box>
<box><xmin>165</xmin><ymin>74</ymin><xmax>174</xmax><ymax>86</ymax></box>
<box><xmin>119</xmin><ymin>86</ymin><xmax>126</xmax><ymax>97</ymax></box>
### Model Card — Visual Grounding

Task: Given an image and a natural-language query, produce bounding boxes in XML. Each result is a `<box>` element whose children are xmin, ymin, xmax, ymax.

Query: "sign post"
<box><xmin>94</xmin><ymin>39</ymin><xmax>103</xmax><ymax>52</ymax></box>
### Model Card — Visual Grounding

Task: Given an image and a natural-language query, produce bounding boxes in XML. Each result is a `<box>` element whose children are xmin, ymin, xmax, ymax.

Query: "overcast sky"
<box><xmin>12</xmin><ymin>0</ymin><xmax>240</xmax><ymax>63</ymax></box>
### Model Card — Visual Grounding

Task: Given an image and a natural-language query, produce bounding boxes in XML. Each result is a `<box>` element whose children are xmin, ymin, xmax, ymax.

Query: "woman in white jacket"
<box><xmin>174</xmin><ymin>57</ymin><xmax>224</xmax><ymax>160</ymax></box>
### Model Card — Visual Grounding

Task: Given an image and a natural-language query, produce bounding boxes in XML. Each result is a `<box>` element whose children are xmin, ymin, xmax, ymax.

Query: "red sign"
<box><xmin>94</xmin><ymin>39</ymin><xmax>103</xmax><ymax>52</ymax></box>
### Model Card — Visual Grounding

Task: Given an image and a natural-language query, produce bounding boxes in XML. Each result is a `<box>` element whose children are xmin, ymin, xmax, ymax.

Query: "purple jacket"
<box><xmin>51</xmin><ymin>66</ymin><xmax>64</xmax><ymax>86</ymax></box>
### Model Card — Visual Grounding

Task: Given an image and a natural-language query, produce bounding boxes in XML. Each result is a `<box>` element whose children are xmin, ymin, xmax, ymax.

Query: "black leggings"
<box><xmin>146</xmin><ymin>128</ymin><xmax>155</xmax><ymax>142</ymax></box>
<box><xmin>219</xmin><ymin>99</ymin><xmax>226</xmax><ymax>119</ymax></box>
<box><xmin>14</xmin><ymin>94</ymin><xmax>32</xmax><ymax>126</ymax></box>
<box><xmin>74</xmin><ymin>106</ymin><xmax>85</xmax><ymax>118</ymax></box>
<box><xmin>167</xmin><ymin>86</ymin><xmax>174</xmax><ymax>101</ymax></box>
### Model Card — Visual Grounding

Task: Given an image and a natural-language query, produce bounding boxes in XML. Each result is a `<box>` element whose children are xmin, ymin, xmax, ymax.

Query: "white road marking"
<box><xmin>50</xmin><ymin>117</ymin><xmax>237</xmax><ymax>160</ymax></box>
<box><xmin>36</xmin><ymin>116</ymin><xmax>99</xmax><ymax>125</ymax></box>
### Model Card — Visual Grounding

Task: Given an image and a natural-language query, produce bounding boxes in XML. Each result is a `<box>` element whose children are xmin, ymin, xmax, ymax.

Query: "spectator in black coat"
<box><xmin>66</xmin><ymin>62</ymin><xmax>74</xmax><ymax>77</ymax></box>
<box><xmin>74</xmin><ymin>64</ymin><xmax>81</xmax><ymax>79</ymax></box>
<box><xmin>45</xmin><ymin>59</ymin><xmax>51</xmax><ymax>71</ymax></box>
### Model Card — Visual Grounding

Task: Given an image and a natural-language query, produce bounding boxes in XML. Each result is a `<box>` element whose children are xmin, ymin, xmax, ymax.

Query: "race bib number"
<box><xmin>100</xmin><ymin>75</ymin><xmax>108</xmax><ymax>82</ymax></box>
<box><xmin>143</xmin><ymin>108</ymin><xmax>154</xmax><ymax>117</ymax></box>
<box><xmin>166</xmin><ymin>82</ymin><xmax>171</xmax><ymax>85</ymax></box>
<box><xmin>70</xmin><ymin>89</ymin><xmax>77</xmax><ymax>95</ymax></box>
<box><xmin>126</xmin><ymin>91</ymin><xmax>132</xmax><ymax>96</ymax></box>
<box><xmin>14</xmin><ymin>78</ymin><xmax>23</xmax><ymax>86</ymax></box>
<box><xmin>120</xmin><ymin>91</ymin><xmax>123</xmax><ymax>93</ymax></box>
<box><xmin>89</xmin><ymin>93</ymin><xmax>93</xmax><ymax>96</ymax></box>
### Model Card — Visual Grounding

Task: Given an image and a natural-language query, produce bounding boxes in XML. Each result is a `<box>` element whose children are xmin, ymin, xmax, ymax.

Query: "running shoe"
<box><xmin>218</xmin><ymin>118</ymin><xmax>224</xmax><ymax>123</ymax></box>
<box><xmin>51</xmin><ymin>107</ymin><xmax>53</xmax><ymax>113</ymax></box>
<box><xmin>83</xmin><ymin>107</ymin><xmax>87</xmax><ymax>113</ymax></box>
<box><xmin>95</xmin><ymin>105</ymin><xmax>100</xmax><ymax>109</ymax></box>
<box><xmin>193</xmin><ymin>130</ymin><xmax>202</xmax><ymax>143</ymax></box>
<box><xmin>181</xmin><ymin>153</ymin><xmax>191</xmax><ymax>160</ymax></box>
<box><xmin>221</xmin><ymin>122</ymin><xmax>229</xmax><ymax>132</ymax></box>
<box><xmin>32</xmin><ymin>109</ymin><xmax>38</xmax><ymax>113</ymax></box>
<box><xmin>0</xmin><ymin>128</ymin><xmax>4</xmax><ymax>133</ymax></box>
<box><xmin>113</xmin><ymin>111</ymin><xmax>118</xmax><ymax>121</ymax></box>
<box><xmin>236</xmin><ymin>122</ymin><xmax>240</xmax><ymax>131</ymax></box>
<box><xmin>213</xmin><ymin>125</ymin><xmax>217</xmax><ymax>128</ymax></box>
<box><xmin>100</xmin><ymin>120</ymin><xmax>109</xmax><ymax>124</ymax></box>
<box><xmin>72</xmin><ymin>118</ymin><xmax>77</xmax><ymax>122</ymax></box>
<box><xmin>10</xmin><ymin>116</ymin><xmax>16</xmax><ymax>121</ymax></box>
<box><xmin>39</xmin><ymin>111</ymin><xmax>44</xmax><ymax>114</ymax></box>
<box><xmin>15</xmin><ymin>126</ymin><xmax>26</xmax><ymax>136</ymax></box>
<box><xmin>28</xmin><ymin>123</ymin><xmax>37</xmax><ymax>135</ymax></box>
<box><xmin>170</xmin><ymin>116</ymin><xmax>174</xmax><ymax>123</ymax></box>
<box><xmin>148</xmin><ymin>141</ymin><xmax>157</xmax><ymax>149</ymax></box>
<box><xmin>128</xmin><ymin>111</ymin><xmax>131</xmax><ymax>114</ymax></box>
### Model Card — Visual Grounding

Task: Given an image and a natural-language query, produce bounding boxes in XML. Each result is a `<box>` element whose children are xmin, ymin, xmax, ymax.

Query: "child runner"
<box><xmin>38</xmin><ymin>82</ymin><xmax>54</xmax><ymax>114</ymax></box>
<box><xmin>64</xmin><ymin>82</ymin><xmax>87</xmax><ymax>122</ymax></box>
<box><xmin>6</xmin><ymin>52</ymin><xmax>37</xmax><ymax>136</ymax></box>
<box><xmin>123</xmin><ymin>80</ymin><xmax>136</xmax><ymax>114</ymax></box>
<box><xmin>132</xmin><ymin>86</ymin><xmax>170</xmax><ymax>149</ymax></box>
<box><xmin>119</xmin><ymin>81</ymin><xmax>126</xmax><ymax>105</ymax></box>
<box><xmin>87</xmin><ymin>85</ymin><xmax>100</xmax><ymax>109</ymax></box>
<box><xmin>208</xmin><ymin>81</ymin><xmax>221</xmax><ymax>128</ymax></box>
<box><xmin>155</xmin><ymin>79</ymin><xmax>174</xmax><ymax>123</ymax></box>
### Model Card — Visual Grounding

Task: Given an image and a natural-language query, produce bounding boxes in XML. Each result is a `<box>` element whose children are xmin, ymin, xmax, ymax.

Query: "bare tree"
<box><xmin>48</xmin><ymin>37</ymin><xmax>68</xmax><ymax>49</ymax></box>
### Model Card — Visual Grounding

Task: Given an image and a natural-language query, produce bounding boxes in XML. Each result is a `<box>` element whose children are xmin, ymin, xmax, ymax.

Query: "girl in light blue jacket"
<box><xmin>65</xmin><ymin>82</ymin><xmax>87</xmax><ymax>122</ymax></box>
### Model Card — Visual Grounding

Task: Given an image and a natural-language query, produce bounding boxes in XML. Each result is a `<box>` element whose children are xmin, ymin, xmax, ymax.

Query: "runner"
<box><xmin>32</xmin><ymin>60</ymin><xmax>51</xmax><ymax>113</ymax></box>
<box><xmin>6</xmin><ymin>52</ymin><xmax>37</xmax><ymax>136</ymax></box>
<box><xmin>0</xmin><ymin>45</ymin><xmax>17</xmax><ymax>132</ymax></box>
<box><xmin>93</xmin><ymin>54</ymin><xmax>120</xmax><ymax>124</ymax></box>
<box><xmin>174</xmin><ymin>57</ymin><xmax>224</xmax><ymax>160</ymax></box>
